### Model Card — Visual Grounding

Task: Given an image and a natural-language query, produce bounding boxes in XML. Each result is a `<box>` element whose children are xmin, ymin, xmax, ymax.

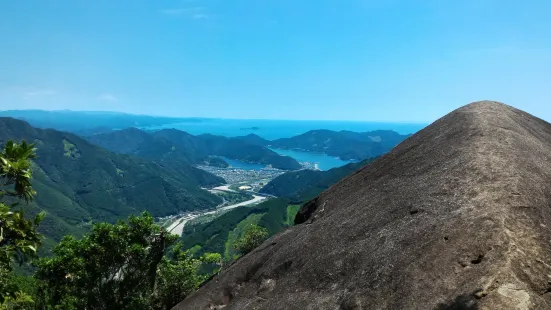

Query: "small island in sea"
<box><xmin>240</xmin><ymin>126</ymin><xmax>260</xmax><ymax>130</ymax></box>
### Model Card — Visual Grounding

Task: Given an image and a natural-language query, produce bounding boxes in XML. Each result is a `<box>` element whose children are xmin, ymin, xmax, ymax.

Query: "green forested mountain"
<box><xmin>0</xmin><ymin>117</ymin><xmax>223</xmax><ymax>247</ymax></box>
<box><xmin>269</xmin><ymin>130</ymin><xmax>409</xmax><ymax>160</ymax></box>
<box><xmin>234</xmin><ymin>133</ymin><xmax>271</xmax><ymax>146</ymax></box>
<box><xmin>237</xmin><ymin>130</ymin><xmax>409</xmax><ymax>160</ymax></box>
<box><xmin>195</xmin><ymin>133</ymin><xmax>301</xmax><ymax>170</ymax></box>
<box><xmin>260</xmin><ymin>158</ymin><xmax>376</xmax><ymax>203</ymax></box>
<box><xmin>0</xmin><ymin>136</ymin><xmax>221</xmax><ymax>309</ymax></box>
<box><xmin>88</xmin><ymin>128</ymin><xmax>302</xmax><ymax>170</ymax></box>
<box><xmin>203</xmin><ymin>156</ymin><xmax>230</xmax><ymax>168</ymax></box>
<box><xmin>87</xmin><ymin>127</ymin><xmax>204</xmax><ymax>164</ymax></box>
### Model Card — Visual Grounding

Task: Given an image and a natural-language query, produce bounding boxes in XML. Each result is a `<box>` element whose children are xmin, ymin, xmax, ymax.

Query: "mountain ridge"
<box><xmin>236</xmin><ymin>129</ymin><xmax>410</xmax><ymax>160</ymax></box>
<box><xmin>88</xmin><ymin>128</ymin><xmax>302</xmax><ymax>170</ymax></box>
<box><xmin>174</xmin><ymin>101</ymin><xmax>551</xmax><ymax>310</ymax></box>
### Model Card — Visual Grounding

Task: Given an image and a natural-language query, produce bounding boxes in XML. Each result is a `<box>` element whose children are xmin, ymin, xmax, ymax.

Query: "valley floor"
<box><xmin>164</xmin><ymin>163</ymin><xmax>286</xmax><ymax>236</ymax></box>
<box><xmin>167</xmin><ymin>194</ymin><xmax>267</xmax><ymax>236</ymax></box>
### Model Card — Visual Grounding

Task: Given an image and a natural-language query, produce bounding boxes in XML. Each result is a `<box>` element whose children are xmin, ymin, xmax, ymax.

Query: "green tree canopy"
<box><xmin>0</xmin><ymin>140</ymin><xmax>44</xmax><ymax>306</ymax></box>
<box><xmin>150</xmin><ymin>245</ymin><xmax>221</xmax><ymax>309</ymax></box>
<box><xmin>36</xmin><ymin>212</ymin><xmax>178</xmax><ymax>309</ymax></box>
<box><xmin>36</xmin><ymin>212</ymin><xmax>219</xmax><ymax>310</ymax></box>
<box><xmin>232</xmin><ymin>224</ymin><xmax>268</xmax><ymax>256</ymax></box>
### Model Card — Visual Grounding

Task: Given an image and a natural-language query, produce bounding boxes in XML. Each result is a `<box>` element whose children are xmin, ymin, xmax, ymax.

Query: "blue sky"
<box><xmin>1</xmin><ymin>0</ymin><xmax>550</xmax><ymax>122</ymax></box>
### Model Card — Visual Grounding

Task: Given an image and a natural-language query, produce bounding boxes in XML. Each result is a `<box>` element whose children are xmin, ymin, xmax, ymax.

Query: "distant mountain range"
<box><xmin>86</xmin><ymin>127</ymin><xmax>407</xmax><ymax>172</ymax></box>
<box><xmin>87</xmin><ymin>128</ymin><xmax>302</xmax><ymax>170</ymax></box>
<box><xmin>0</xmin><ymin>109</ymin><xmax>412</xmax><ymax>163</ymax></box>
<box><xmin>0</xmin><ymin>109</ymin><xmax>192</xmax><ymax>134</ymax></box>
<box><xmin>0</xmin><ymin>117</ymin><xmax>224</xmax><ymax>249</ymax></box>
<box><xmin>237</xmin><ymin>130</ymin><xmax>410</xmax><ymax>160</ymax></box>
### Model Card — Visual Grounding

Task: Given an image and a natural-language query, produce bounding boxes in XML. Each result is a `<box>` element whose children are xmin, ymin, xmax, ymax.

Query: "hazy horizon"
<box><xmin>1</xmin><ymin>1</ymin><xmax>550</xmax><ymax>122</ymax></box>
<box><xmin>0</xmin><ymin>108</ymin><xmax>431</xmax><ymax>124</ymax></box>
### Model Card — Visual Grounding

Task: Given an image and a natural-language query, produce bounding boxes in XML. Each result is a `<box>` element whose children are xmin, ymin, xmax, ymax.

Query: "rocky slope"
<box><xmin>174</xmin><ymin>101</ymin><xmax>551</xmax><ymax>310</ymax></box>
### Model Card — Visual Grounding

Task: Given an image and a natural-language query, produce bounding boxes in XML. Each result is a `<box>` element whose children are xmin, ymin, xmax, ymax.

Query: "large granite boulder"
<box><xmin>174</xmin><ymin>101</ymin><xmax>551</xmax><ymax>310</ymax></box>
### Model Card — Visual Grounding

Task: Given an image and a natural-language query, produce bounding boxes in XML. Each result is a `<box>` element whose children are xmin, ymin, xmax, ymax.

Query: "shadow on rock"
<box><xmin>434</xmin><ymin>294</ymin><xmax>479</xmax><ymax>310</ymax></box>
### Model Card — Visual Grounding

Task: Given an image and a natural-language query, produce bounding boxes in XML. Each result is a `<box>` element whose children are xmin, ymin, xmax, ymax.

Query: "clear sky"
<box><xmin>1</xmin><ymin>0</ymin><xmax>550</xmax><ymax>122</ymax></box>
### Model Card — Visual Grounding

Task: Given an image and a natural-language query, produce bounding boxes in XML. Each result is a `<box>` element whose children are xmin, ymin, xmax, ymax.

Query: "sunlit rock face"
<box><xmin>174</xmin><ymin>101</ymin><xmax>551</xmax><ymax>310</ymax></box>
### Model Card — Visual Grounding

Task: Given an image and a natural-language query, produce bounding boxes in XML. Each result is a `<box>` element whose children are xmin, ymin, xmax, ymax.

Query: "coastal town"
<box><xmin>196</xmin><ymin>164</ymin><xmax>286</xmax><ymax>185</ymax></box>
<box><xmin>158</xmin><ymin>157</ymin><xmax>323</xmax><ymax>234</ymax></box>
<box><xmin>159</xmin><ymin>163</ymin><xmax>289</xmax><ymax>233</ymax></box>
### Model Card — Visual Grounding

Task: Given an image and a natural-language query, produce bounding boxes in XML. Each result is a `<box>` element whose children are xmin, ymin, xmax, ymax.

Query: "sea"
<box><xmin>270</xmin><ymin>148</ymin><xmax>357</xmax><ymax>171</ymax></box>
<box><xmin>144</xmin><ymin>119</ymin><xmax>427</xmax><ymax>171</ymax></box>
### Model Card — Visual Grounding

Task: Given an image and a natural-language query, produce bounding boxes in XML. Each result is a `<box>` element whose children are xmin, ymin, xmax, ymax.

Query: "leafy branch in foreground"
<box><xmin>35</xmin><ymin>212</ymin><xmax>178</xmax><ymax>309</ymax></box>
<box><xmin>0</xmin><ymin>140</ymin><xmax>44</xmax><ymax>307</ymax></box>
<box><xmin>36</xmin><ymin>212</ymin><xmax>221</xmax><ymax>310</ymax></box>
<box><xmin>0</xmin><ymin>141</ymin><xmax>37</xmax><ymax>202</ymax></box>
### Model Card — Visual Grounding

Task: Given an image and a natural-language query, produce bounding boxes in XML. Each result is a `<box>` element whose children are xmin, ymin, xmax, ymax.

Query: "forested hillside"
<box><xmin>0</xmin><ymin>117</ymin><xmax>223</xmax><ymax>247</ymax></box>
<box><xmin>88</xmin><ymin>128</ymin><xmax>302</xmax><ymax>170</ymax></box>
<box><xmin>268</xmin><ymin>129</ymin><xmax>410</xmax><ymax>160</ymax></box>
<box><xmin>180</xmin><ymin>199</ymin><xmax>297</xmax><ymax>262</ymax></box>
<box><xmin>260</xmin><ymin>158</ymin><xmax>376</xmax><ymax>202</ymax></box>
<box><xmin>234</xmin><ymin>130</ymin><xmax>409</xmax><ymax>160</ymax></box>
<box><xmin>0</xmin><ymin>137</ymin><xmax>225</xmax><ymax>309</ymax></box>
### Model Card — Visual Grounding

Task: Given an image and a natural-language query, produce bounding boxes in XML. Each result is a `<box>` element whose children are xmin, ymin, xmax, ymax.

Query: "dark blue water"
<box><xmin>144</xmin><ymin>118</ymin><xmax>426</xmax><ymax>140</ymax></box>
<box><xmin>271</xmin><ymin>148</ymin><xmax>354</xmax><ymax>171</ymax></box>
<box><xmin>223</xmin><ymin>150</ymin><xmax>354</xmax><ymax>171</ymax></box>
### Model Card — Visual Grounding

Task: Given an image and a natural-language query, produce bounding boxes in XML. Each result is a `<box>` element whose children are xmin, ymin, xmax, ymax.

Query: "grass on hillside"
<box><xmin>285</xmin><ymin>205</ymin><xmax>301</xmax><ymax>226</ymax></box>
<box><xmin>63</xmin><ymin>139</ymin><xmax>80</xmax><ymax>158</ymax></box>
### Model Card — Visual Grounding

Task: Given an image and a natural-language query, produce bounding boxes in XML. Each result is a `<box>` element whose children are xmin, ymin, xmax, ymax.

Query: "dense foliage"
<box><xmin>196</xmin><ymin>134</ymin><xmax>301</xmax><ymax>170</ymax></box>
<box><xmin>151</xmin><ymin>249</ymin><xmax>221</xmax><ymax>309</ymax></box>
<box><xmin>88</xmin><ymin>128</ymin><xmax>302</xmax><ymax>170</ymax></box>
<box><xmin>232</xmin><ymin>224</ymin><xmax>268</xmax><ymax>256</ymax></box>
<box><xmin>260</xmin><ymin>158</ymin><xmax>376</xmax><ymax>203</ymax></box>
<box><xmin>203</xmin><ymin>157</ymin><xmax>229</xmax><ymax>168</ymax></box>
<box><xmin>0</xmin><ymin>117</ymin><xmax>223</xmax><ymax>249</ymax></box>
<box><xmin>87</xmin><ymin>128</ymin><xmax>203</xmax><ymax>164</ymax></box>
<box><xmin>0</xmin><ymin>140</ymin><xmax>43</xmax><ymax>307</ymax></box>
<box><xmin>35</xmin><ymin>213</ymin><xmax>216</xmax><ymax>310</ymax></box>
<box><xmin>233</xmin><ymin>134</ymin><xmax>270</xmax><ymax>146</ymax></box>
<box><xmin>181</xmin><ymin>199</ymin><xmax>292</xmax><ymax>261</ymax></box>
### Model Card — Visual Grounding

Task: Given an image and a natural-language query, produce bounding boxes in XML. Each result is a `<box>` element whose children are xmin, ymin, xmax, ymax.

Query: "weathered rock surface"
<box><xmin>174</xmin><ymin>101</ymin><xmax>551</xmax><ymax>310</ymax></box>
